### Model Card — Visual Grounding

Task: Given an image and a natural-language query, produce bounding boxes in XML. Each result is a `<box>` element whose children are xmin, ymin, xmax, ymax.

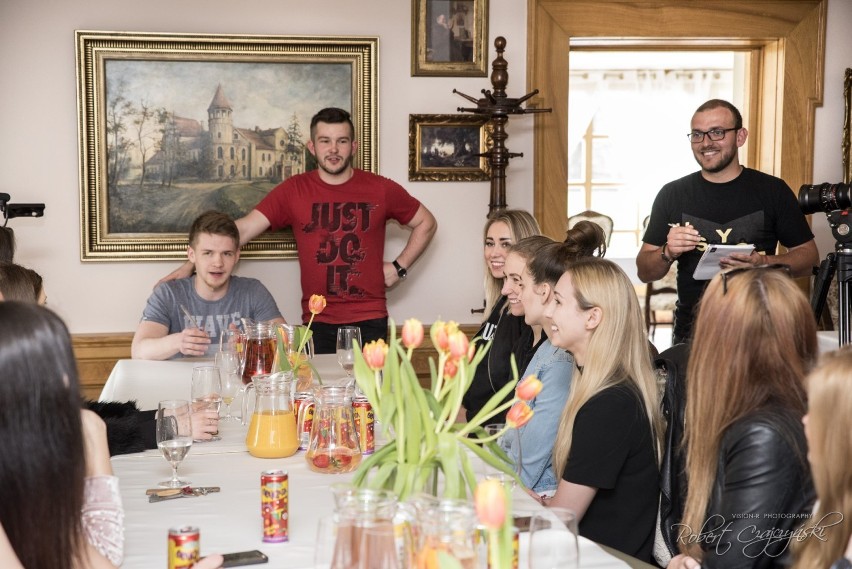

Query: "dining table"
<box><xmin>104</xmin><ymin>357</ymin><xmax>654</xmax><ymax>569</ymax></box>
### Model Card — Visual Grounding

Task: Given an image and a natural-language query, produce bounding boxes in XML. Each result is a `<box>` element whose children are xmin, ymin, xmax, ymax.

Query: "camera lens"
<box><xmin>798</xmin><ymin>183</ymin><xmax>852</xmax><ymax>214</ymax></box>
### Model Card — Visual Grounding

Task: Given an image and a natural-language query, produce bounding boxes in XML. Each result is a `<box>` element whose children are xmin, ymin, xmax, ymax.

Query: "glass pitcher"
<box><xmin>274</xmin><ymin>323</ymin><xmax>316</xmax><ymax>392</ymax></box>
<box><xmin>241</xmin><ymin>318</ymin><xmax>276</xmax><ymax>384</ymax></box>
<box><xmin>305</xmin><ymin>385</ymin><xmax>362</xmax><ymax>473</ymax></box>
<box><xmin>242</xmin><ymin>372</ymin><xmax>299</xmax><ymax>458</ymax></box>
<box><xmin>327</xmin><ymin>487</ymin><xmax>403</xmax><ymax>569</ymax></box>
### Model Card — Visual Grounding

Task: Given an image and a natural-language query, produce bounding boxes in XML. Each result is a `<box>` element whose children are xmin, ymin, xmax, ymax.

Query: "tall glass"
<box><xmin>156</xmin><ymin>399</ymin><xmax>193</xmax><ymax>488</ymax></box>
<box><xmin>214</xmin><ymin>351</ymin><xmax>242</xmax><ymax>421</ymax></box>
<box><xmin>191</xmin><ymin>366</ymin><xmax>222</xmax><ymax>441</ymax></box>
<box><xmin>529</xmin><ymin>507</ymin><xmax>579</xmax><ymax>569</ymax></box>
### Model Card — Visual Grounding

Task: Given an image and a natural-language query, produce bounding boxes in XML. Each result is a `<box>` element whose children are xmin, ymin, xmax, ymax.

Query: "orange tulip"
<box><xmin>447</xmin><ymin>330</ymin><xmax>469</xmax><ymax>360</ymax></box>
<box><xmin>516</xmin><ymin>375</ymin><xmax>543</xmax><ymax>401</ymax></box>
<box><xmin>443</xmin><ymin>358</ymin><xmax>459</xmax><ymax>378</ymax></box>
<box><xmin>430</xmin><ymin>320</ymin><xmax>459</xmax><ymax>353</ymax></box>
<box><xmin>308</xmin><ymin>294</ymin><xmax>326</xmax><ymax>315</ymax></box>
<box><xmin>402</xmin><ymin>318</ymin><xmax>424</xmax><ymax>349</ymax></box>
<box><xmin>506</xmin><ymin>401</ymin><xmax>534</xmax><ymax>429</ymax></box>
<box><xmin>362</xmin><ymin>339</ymin><xmax>388</xmax><ymax>371</ymax></box>
<box><xmin>475</xmin><ymin>478</ymin><xmax>506</xmax><ymax>530</ymax></box>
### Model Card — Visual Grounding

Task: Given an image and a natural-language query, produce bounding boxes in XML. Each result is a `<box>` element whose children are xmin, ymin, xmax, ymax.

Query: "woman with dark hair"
<box><xmin>499</xmin><ymin>221</ymin><xmax>606</xmax><ymax>494</ymax></box>
<box><xmin>462</xmin><ymin>209</ymin><xmax>541</xmax><ymax>422</ymax></box>
<box><xmin>670</xmin><ymin>266</ymin><xmax>816</xmax><ymax>569</ymax></box>
<box><xmin>0</xmin><ymin>301</ymin><xmax>122</xmax><ymax>568</ymax></box>
<box><xmin>0</xmin><ymin>262</ymin><xmax>44</xmax><ymax>303</ymax></box>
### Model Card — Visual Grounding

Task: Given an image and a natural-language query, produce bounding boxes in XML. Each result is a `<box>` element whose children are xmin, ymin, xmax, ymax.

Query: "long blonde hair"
<box><xmin>552</xmin><ymin>258</ymin><xmax>663</xmax><ymax>477</ymax></box>
<box><xmin>792</xmin><ymin>347</ymin><xmax>852</xmax><ymax>569</ymax></box>
<box><xmin>681</xmin><ymin>268</ymin><xmax>816</xmax><ymax>559</ymax></box>
<box><xmin>483</xmin><ymin>210</ymin><xmax>541</xmax><ymax>315</ymax></box>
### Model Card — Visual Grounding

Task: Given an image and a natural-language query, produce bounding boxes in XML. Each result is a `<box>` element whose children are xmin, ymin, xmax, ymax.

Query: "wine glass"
<box><xmin>191</xmin><ymin>366</ymin><xmax>222</xmax><ymax>441</ymax></box>
<box><xmin>336</xmin><ymin>326</ymin><xmax>361</xmax><ymax>379</ymax></box>
<box><xmin>156</xmin><ymin>400</ymin><xmax>193</xmax><ymax>488</ymax></box>
<box><xmin>529</xmin><ymin>507</ymin><xmax>579</xmax><ymax>569</ymax></box>
<box><xmin>214</xmin><ymin>351</ymin><xmax>242</xmax><ymax>422</ymax></box>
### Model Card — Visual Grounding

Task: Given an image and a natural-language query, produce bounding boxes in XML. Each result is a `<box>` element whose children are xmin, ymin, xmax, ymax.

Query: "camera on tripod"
<box><xmin>0</xmin><ymin>193</ymin><xmax>46</xmax><ymax>223</ymax></box>
<box><xmin>799</xmin><ymin>182</ymin><xmax>852</xmax><ymax>345</ymax></box>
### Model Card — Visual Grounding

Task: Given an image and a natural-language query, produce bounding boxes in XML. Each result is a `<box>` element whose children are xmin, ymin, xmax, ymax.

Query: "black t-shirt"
<box><xmin>562</xmin><ymin>382</ymin><xmax>659</xmax><ymax>563</ymax></box>
<box><xmin>463</xmin><ymin>297</ymin><xmax>529</xmax><ymax>422</ymax></box>
<box><xmin>643</xmin><ymin>168</ymin><xmax>813</xmax><ymax>341</ymax></box>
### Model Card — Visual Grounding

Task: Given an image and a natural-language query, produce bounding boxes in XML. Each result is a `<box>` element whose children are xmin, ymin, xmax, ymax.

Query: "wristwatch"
<box><xmin>661</xmin><ymin>243</ymin><xmax>676</xmax><ymax>264</ymax></box>
<box><xmin>393</xmin><ymin>259</ymin><xmax>408</xmax><ymax>280</ymax></box>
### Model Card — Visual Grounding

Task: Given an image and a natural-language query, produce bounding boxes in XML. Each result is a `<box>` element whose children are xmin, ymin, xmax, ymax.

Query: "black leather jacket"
<box><xmin>697</xmin><ymin>407</ymin><xmax>815</xmax><ymax>569</ymax></box>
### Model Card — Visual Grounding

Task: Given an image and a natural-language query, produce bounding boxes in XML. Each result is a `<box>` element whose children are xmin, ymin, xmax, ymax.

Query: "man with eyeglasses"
<box><xmin>637</xmin><ymin>99</ymin><xmax>818</xmax><ymax>345</ymax></box>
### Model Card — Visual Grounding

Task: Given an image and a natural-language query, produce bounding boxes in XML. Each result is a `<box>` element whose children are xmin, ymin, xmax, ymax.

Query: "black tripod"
<box><xmin>810</xmin><ymin>210</ymin><xmax>852</xmax><ymax>346</ymax></box>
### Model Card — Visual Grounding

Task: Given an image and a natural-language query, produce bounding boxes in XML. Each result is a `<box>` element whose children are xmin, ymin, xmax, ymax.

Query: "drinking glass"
<box><xmin>220</xmin><ymin>328</ymin><xmax>246</xmax><ymax>374</ymax></box>
<box><xmin>483</xmin><ymin>423</ymin><xmax>522</xmax><ymax>481</ymax></box>
<box><xmin>336</xmin><ymin>326</ymin><xmax>361</xmax><ymax>379</ymax></box>
<box><xmin>529</xmin><ymin>507</ymin><xmax>579</xmax><ymax>569</ymax></box>
<box><xmin>214</xmin><ymin>351</ymin><xmax>242</xmax><ymax>422</ymax></box>
<box><xmin>191</xmin><ymin>366</ymin><xmax>223</xmax><ymax>441</ymax></box>
<box><xmin>156</xmin><ymin>399</ymin><xmax>193</xmax><ymax>488</ymax></box>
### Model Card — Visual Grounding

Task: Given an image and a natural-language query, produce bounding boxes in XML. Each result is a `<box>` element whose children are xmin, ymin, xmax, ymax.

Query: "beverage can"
<box><xmin>167</xmin><ymin>526</ymin><xmax>200</xmax><ymax>569</ymax></box>
<box><xmin>352</xmin><ymin>397</ymin><xmax>374</xmax><ymax>454</ymax></box>
<box><xmin>294</xmin><ymin>392</ymin><xmax>315</xmax><ymax>451</ymax></box>
<box><xmin>260</xmin><ymin>469</ymin><xmax>289</xmax><ymax>542</ymax></box>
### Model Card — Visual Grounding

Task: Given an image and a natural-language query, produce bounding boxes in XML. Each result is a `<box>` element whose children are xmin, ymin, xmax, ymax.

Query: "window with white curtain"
<box><xmin>568</xmin><ymin>51</ymin><xmax>747</xmax><ymax>257</ymax></box>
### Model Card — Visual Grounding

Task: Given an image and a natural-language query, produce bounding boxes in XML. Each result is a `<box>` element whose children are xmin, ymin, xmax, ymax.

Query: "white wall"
<box><xmin>1</xmin><ymin>0</ymin><xmax>847</xmax><ymax>334</ymax></box>
<box><xmin>0</xmin><ymin>0</ymin><xmax>531</xmax><ymax>333</ymax></box>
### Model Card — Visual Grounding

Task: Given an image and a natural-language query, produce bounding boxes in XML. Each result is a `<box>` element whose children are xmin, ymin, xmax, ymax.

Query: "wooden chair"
<box><xmin>567</xmin><ymin>210</ymin><xmax>614</xmax><ymax>247</ymax></box>
<box><xmin>641</xmin><ymin>215</ymin><xmax>677</xmax><ymax>339</ymax></box>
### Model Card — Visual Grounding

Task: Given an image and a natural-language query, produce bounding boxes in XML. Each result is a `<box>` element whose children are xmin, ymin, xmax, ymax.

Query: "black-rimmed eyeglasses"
<box><xmin>687</xmin><ymin>128</ymin><xmax>739</xmax><ymax>143</ymax></box>
<box><xmin>721</xmin><ymin>263</ymin><xmax>792</xmax><ymax>295</ymax></box>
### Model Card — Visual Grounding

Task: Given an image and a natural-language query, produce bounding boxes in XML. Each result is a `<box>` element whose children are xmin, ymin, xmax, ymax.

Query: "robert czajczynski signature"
<box><xmin>673</xmin><ymin>512</ymin><xmax>844</xmax><ymax>559</ymax></box>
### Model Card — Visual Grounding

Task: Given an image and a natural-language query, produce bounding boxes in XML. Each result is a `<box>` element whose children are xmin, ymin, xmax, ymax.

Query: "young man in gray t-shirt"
<box><xmin>132</xmin><ymin>211</ymin><xmax>285</xmax><ymax>360</ymax></box>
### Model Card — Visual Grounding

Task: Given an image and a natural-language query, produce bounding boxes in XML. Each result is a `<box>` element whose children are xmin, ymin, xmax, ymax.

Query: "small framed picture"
<box><xmin>408</xmin><ymin>114</ymin><xmax>492</xmax><ymax>181</ymax></box>
<box><xmin>411</xmin><ymin>0</ymin><xmax>489</xmax><ymax>77</ymax></box>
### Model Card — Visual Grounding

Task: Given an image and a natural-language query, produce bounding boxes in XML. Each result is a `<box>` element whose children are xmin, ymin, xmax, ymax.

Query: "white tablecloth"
<box><xmin>99</xmin><ymin>355</ymin><xmax>347</xmax><ymax>411</ymax></box>
<box><xmin>106</xmin><ymin>358</ymin><xmax>638</xmax><ymax>569</ymax></box>
<box><xmin>113</xmin><ymin>421</ymin><xmax>634</xmax><ymax>569</ymax></box>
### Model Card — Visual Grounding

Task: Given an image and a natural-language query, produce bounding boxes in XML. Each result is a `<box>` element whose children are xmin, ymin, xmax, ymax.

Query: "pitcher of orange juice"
<box><xmin>242</xmin><ymin>372</ymin><xmax>299</xmax><ymax>458</ymax></box>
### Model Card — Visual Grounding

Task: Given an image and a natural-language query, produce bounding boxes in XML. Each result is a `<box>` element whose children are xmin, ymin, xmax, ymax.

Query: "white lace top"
<box><xmin>82</xmin><ymin>475</ymin><xmax>124</xmax><ymax>566</ymax></box>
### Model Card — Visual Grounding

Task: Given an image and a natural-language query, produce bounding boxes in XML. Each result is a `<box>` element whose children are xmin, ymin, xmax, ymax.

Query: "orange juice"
<box><xmin>246</xmin><ymin>410</ymin><xmax>298</xmax><ymax>458</ymax></box>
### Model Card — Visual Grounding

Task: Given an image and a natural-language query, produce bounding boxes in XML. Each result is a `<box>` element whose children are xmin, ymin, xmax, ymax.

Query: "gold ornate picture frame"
<box><xmin>411</xmin><ymin>0</ymin><xmax>489</xmax><ymax>77</ymax></box>
<box><xmin>408</xmin><ymin>114</ymin><xmax>491</xmax><ymax>181</ymax></box>
<box><xmin>76</xmin><ymin>31</ymin><xmax>378</xmax><ymax>261</ymax></box>
<box><xmin>844</xmin><ymin>67</ymin><xmax>851</xmax><ymax>184</ymax></box>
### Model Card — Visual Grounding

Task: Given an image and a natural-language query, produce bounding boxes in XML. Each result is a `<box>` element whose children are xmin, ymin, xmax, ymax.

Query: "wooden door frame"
<box><xmin>526</xmin><ymin>0</ymin><xmax>827</xmax><ymax>240</ymax></box>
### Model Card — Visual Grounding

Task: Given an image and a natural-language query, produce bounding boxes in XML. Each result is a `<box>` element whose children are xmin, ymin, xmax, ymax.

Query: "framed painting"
<box><xmin>844</xmin><ymin>67</ymin><xmax>851</xmax><ymax>184</ymax></box>
<box><xmin>411</xmin><ymin>0</ymin><xmax>489</xmax><ymax>77</ymax></box>
<box><xmin>408</xmin><ymin>114</ymin><xmax>492</xmax><ymax>181</ymax></box>
<box><xmin>75</xmin><ymin>31</ymin><xmax>378</xmax><ymax>261</ymax></box>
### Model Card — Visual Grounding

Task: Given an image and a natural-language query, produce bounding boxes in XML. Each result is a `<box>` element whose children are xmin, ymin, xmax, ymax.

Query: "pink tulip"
<box><xmin>516</xmin><ymin>375</ymin><xmax>543</xmax><ymax>401</ymax></box>
<box><xmin>362</xmin><ymin>339</ymin><xmax>388</xmax><ymax>371</ymax></box>
<box><xmin>430</xmin><ymin>320</ymin><xmax>451</xmax><ymax>352</ymax></box>
<box><xmin>447</xmin><ymin>330</ymin><xmax>469</xmax><ymax>359</ymax></box>
<box><xmin>506</xmin><ymin>401</ymin><xmax>534</xmax><ymax>429</ymax></box>
<box><xmin>475</xmin><ymin>478</ymin><xmax>506</xmax><ymax>530</ymax></box>
<box><xmin>443</xmin><ymin>358</ymin><xmax>459</xmax><ymax>379</ymax></box>
<box><xmin>308</xmin><ymin>294</ymin><xmax>327</xmax><ymax>315</ymax></box>
<box><xmin>401</xmin><ymin>318</ymin><xmax>424</xmax><ymax>349</ymax></box>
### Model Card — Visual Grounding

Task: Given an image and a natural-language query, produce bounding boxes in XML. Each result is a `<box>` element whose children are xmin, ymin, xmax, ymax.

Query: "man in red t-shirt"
<box><xmin>160</xmin><ymin>108</ymin><xmax>437</xmax><ymax>353</ymax></box>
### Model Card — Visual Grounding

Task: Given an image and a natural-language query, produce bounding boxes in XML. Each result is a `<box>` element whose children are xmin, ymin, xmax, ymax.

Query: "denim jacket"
<box><xmin>505</xmin><ymin>338</ymin><xmax>574</xmax><ymax>493</ymax></box>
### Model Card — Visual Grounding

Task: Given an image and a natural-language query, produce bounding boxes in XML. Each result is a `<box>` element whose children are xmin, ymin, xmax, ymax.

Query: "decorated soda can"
<box><xmin>352</xmin><ymin>397</ymin><xmax>374</xmax><ymax>454</ymax></box>
<box><xmin>260</xmin><ymin>470</ymin><xmax>289</xmax><ymax>542</ymax></box>
<box><xmin>167</xmin><ymin>526</ymin><xmax>200</xmax><ymax>569</ymax></box>
<box><xmin>294</xmin><ymin>392</ymin><xmax>315</xmax><ymax>451</ymax></box>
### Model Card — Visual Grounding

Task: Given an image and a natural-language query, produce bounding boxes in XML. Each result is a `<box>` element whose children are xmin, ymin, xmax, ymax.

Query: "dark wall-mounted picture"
<box><xmin>409</xmin><ymin>114</ymin><xmax>491</xmax><ymax>181</ymax></box>
<box><xmin>76</xmin><ymin>31</ymin><xmax>377</xmax><ymax>261</ymax></box>
<box><xmin>412</xmin><ymin>0</ymin><xmax>489</xmax><ymax>76</ymax></box>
